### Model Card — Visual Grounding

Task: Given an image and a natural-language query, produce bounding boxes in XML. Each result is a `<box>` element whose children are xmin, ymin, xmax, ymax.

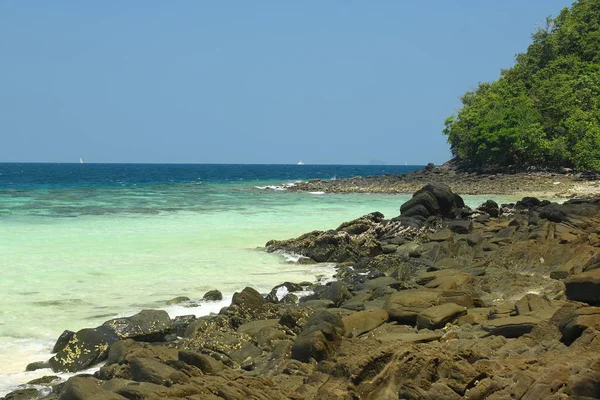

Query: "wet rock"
<box><xmin>202</xmin><ymin>290</ymin><xmax>223</xmax><ymax>301</ymax></box>
<box><xmin>102</xmin><ymin>309</ymin><xmax>172</xmax><ymax>342</ymax></box>
<box><xmin>52</xmin><ymin>330</ymin><xmax>75</xmax><ymax>353</ymax></box>
<box><xmin>2</xmin><ymin>388</ymin><xmax>42</xmax><ymax>400</ymax></box>
<box><xmin>416</xmin><ymin>303</ymin><xmax>467</xmax><ymax>330</ymax></box>
<box><xmin>291</xmin><ymin>311</ymin><xmax>345</xmax><ymax>363</ymax></box>
<box><xmin>171</xmin><ymin>315</ymin><xmax>196</xmax><ymax>337</ymax></box>
<box><xmin>166</xmin><ymin>296</ymin><xmax>190</xmax><ymax>305</ymax></box>
<box><xmin>25</xmin><ymin>361</ymin><xmax>51</xmax><ymax>371</ymax></box>
<box><xmin>565</xmin><ymin>269</ymin><xmax>600</xmax><ymax>305</ymax></box>
<box><xmin>49</xmin><ymin>326</ymin><xmax>118</xmax><ymax>372</ymax></box>
<box><xmin>27</xmin><ymin>375</ymin><xmax>61</xmax><ymax>385</ymax></box>
<box><xmin>237</xmin><ymin>319</ymin><xmax>279</xmax><ymax>337</ymax></box>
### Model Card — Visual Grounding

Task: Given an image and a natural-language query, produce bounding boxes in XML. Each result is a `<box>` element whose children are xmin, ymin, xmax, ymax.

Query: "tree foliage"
<box><xmin>444</xmin><ymin>0</ymin><xmax>600</xmax><ymax>170</ymax></box>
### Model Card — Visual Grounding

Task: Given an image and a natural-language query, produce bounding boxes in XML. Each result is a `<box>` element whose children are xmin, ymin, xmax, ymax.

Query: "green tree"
<box><xmin>444</xmin><ymin>0</ymin><xmax>600</xmax><ymax>170</ymax></box>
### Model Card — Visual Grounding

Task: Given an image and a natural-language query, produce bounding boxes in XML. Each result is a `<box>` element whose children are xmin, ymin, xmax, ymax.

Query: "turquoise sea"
<box><xmin>0</xmin><ymin>163</ymin><xmax>513</xmax><ymax>395</ymax></box>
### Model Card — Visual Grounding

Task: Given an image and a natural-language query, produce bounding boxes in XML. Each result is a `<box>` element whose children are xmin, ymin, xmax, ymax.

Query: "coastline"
<box><xmin>6</xmin><ymin>182</ymin><xmax>600</xmax><ymax>399</ymax></box>
<box><xmin>287</xmin><ymin>163</ymin><xmax>600</xmax><ymax>199</ymax></box>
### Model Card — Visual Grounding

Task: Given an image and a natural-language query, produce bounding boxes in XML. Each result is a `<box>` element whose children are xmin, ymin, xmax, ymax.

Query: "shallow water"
<box><xmin>0</xmin><ymin>163</ymin><xmax>525</xmax><ymax>394</ymax></box>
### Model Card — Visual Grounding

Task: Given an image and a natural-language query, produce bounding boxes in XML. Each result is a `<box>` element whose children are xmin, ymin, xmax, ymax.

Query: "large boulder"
<box><xmin>383</xmin><ymin>289</ymin><xmax>443</xmax><ymax>324</ymax></box>
<box><xmin>102</xmin><ymin>310</ymin><xmax>172</xmax><ymax>342</ymax></box>
<box><xmin>342</xmin><ymin>309</ymin><xmax>389</xmax><ymax>337</ymax></box>
<box><xmin>558</xmin><ymin>306</ymin><xmax>600</xmax><ymax>344</ymax></box>
<box><xmin>565</xmin><ymin>269</ymin><xmax>600</xmax><ymax>305</ymax></box>
<box><xmin>482</xmin><ymin>316</ymin><xmax>541</xmax><ymax>338</ymax></box>
<box><xmin>416</xmin><ymin>303</ymin><xmax>467</xmax><ymax>330</ymax></box>
<box><xmin>59</xmin><ymin>376</ymin><xmax>127</xmax><ymax>400</ymax></box>
<box><xmin>400</xmin><ymin>183</ymin><xmax>464</xmax><ymax>219</ymax></box>
<box><xmin>49</xmin><ymin>326</ymin><xmax>119</xmax><ymax>372</ymax></box>
<box><xmin>291</xmin><ymin>311</ymin><xmax>345</xmax><ymax>363</ymax></box>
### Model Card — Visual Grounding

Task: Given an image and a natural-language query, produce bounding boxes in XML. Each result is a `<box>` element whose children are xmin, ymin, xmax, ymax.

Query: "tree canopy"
<box><xmin>444</xmin><ymin>0</ymin><xmax>600</xmax><ymax>170</ymax></box>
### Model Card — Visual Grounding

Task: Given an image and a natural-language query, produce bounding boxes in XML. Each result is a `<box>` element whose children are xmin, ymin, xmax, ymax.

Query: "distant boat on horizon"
<box><xmin>297</xmin><ymin>160</ymin><xmax>304</xmax><ymax>165</ymax></box>
<box><xmin>80</xmin><ymin>158</ymin><xmax>84</xmax><ymax>164</ymax></box>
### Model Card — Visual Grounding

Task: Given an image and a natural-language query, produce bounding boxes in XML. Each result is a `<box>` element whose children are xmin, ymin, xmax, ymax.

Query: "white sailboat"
<box><xmin>80</xmin><ymin>158</ymin><xmax>84</xmax><ymax>164</ymax></box>
<box><xmin>297</xmin><ymin>160</ymin><xmax>304</xmax><ymax>165</ymax></box>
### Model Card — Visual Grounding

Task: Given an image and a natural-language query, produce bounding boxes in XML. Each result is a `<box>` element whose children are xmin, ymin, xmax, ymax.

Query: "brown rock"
<box><xmin>342</xmin><ymin>309</ymin><xmax>389</xmax><ymax>337</ymax></box>
<box><xmin>416</xmin><ymin>303</ymin><xmax>467</xmax><ymax>330</ymax></box>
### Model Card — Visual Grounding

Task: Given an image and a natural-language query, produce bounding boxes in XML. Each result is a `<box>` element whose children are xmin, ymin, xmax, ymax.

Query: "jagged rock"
<box><xmin>483</xmin><ymin>315</ymin><xmax>541</xmax><ymax>338</ymax></box>
<box><xmin>237</xmin><ymin>319</ymin><xmax>279</xmax><ymax>337</ymax></box>
<box><xmin>558</xmin><ymin>306</ymin><xmax>600</xmax><ymax>344</ymax></box>
<box><xmin>202</xmin><ymin>290</ymin><xmax>223</xmax><ymax>301</ymax></box>
<box><xmin>342</xmin><ymin>309</ymin><xmax>389</xmax><ymax>337</ymax></box>
<box><xmin>515</xmin><ymin>293</ymin><xmax>554</xmax><ymax>317</ymax></box>
<box><xmin>416</xmin><ymin>303</ymin><xmax>467</xmax><ymax>330</ymax></box>
<box><xmin>49</xmin><ymin>326</ymin><xmax>118</xmax><ymax>372</ymax></box>
<box><xmin>291</xmin><ymin>311</ymin><xmax>345</xmax><ymax>362</ymax></box>
<box><xmin>102</xmin><ymin>310</ymin><xmax>172</xmax><ymax>342</ymax></box>
<box><xmin>400</xmin><ymin>183</ymin><xmax>464</xmax><ymax>219</ymax></box>
<box><xmin>565</xmin><ymin>269</ymin><xmax>600</xmax><ymax>305</ymax></box>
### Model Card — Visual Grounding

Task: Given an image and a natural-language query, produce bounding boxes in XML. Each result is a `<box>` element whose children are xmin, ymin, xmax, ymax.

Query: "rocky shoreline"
<box><xmin>5</xmin><ymin>183</ymin><xmax>600</xmax><ymax>399</ymax></box>
<box><xmin>287</xmin><ymin>162</ymin><xmax>600</xmax><ymax>198</ymax></box>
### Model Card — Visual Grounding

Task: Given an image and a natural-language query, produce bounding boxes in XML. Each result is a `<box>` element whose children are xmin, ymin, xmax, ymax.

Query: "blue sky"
<box><xmin>0</xmin><ymin>1</ymin><xmax>574</xmax><ymax>164</ymax></box>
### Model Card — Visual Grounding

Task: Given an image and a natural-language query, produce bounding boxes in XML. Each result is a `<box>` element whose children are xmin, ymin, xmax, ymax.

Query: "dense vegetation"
<box><xmin>444</xmin><ymin>0</ymin><xmax>600</xmax><ymax>170</ymax></box>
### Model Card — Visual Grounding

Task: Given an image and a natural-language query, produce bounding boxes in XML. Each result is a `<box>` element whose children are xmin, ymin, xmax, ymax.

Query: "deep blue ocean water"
<box><xmin>0</xmin><ymin>163</ymin><xmax>420</xmax><ymax>189</ymax></box>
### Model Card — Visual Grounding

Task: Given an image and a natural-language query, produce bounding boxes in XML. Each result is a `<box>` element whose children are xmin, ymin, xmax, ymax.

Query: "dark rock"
<box><xmin>291</xmin><ymin>311</ymin><xmax>345</xmax><ymax>363</ymax></box>
<box><xmin>178</xmin><ymin>350</ymin><xmax>226</xmax><ymax>375</ymax></box>
<box><xmin>102</xmin><ymin>309</ymin><xmax>172</xmax><ymax>342</ymax></box>
<box><xmin>52</xmin><ymin>330</ymin><xmax>75</xmax><ymax>353</ymax></box>
<box><xmin>320</xmin><ymin>281</ymin><xmax>352</xmax><ymax>307</ymax></box>
<box><xmin>517</xmin><ymin>197</ymin><xmax>541</xmax><ymax>209</ymax></box>
<box><xmin>59</xmin><ymin>376</ymin><xmax>126</xmax><ymax>400</ymax></box>
<box><xmin>27</xmin><ymin>375</ymin><xmax>61</xmax><ymax>385</ymax></box>
<box><xmin>25</xmin><ymin>361</ymin><xmax>51</xmax><ymax>371</ymax></box>
<box><xmin>540</xmin><ymin>205</ymin><xmax>569</xmax><ymax>223</ymax></box>
<box><xmin>49</xmin><ymin>326</ymin><xmax>119</xmax><ymax>372</ymax></box>
<box><xmin>416</xmin><ymin>303</ymin><xmax>467</xmax><ymax>330</ymax></box>
<box><xmin>382</xmin><ymin>244</ymin><xmax>398</xmax><ymax>254</ymax></box>
<box><xmin>3</xmin><ymin>388</ymin><xmax>41</xmax><ymax>400</ymax></box>
<box><xmin>202</xmin><ymin>290</ymin><xmax>223</xmax><ymax>301</ymax></box>
<box><xmin>165</xmin><ymin>296</ymin><xmax>190</xmax><ymax>305</ymax></box>
<box><xmin>171</xmin><ymin>315</ymin><xmax>196</xmax><ymax>337</ymax></box>
<box><xmin>565</xmin><ymin>269</ymin><xmax>600</xmax><ymax>305</ymax></box>
<box><xmin>447</xmin><ymin>220</ymin><xmax>472</xmax><ymax>234</ymax></box>
<box><xmin>129</xmin><ymin>357</ymin><xmax>189</xmax><ymax>386</ymax></box>
<box><xmin>231</xmin><ymin>287</ymin><xmax>265</xmax><ymax>310</ymax></box>
<box><xmin>478</xmin><ymin>200</ymin><xmax>499</xmax><ymax>218</ymax></box>
<box><xmin>427</xmin><ymin>229</ymin><xmax>453</xmax><ymax>242</ymax></box>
